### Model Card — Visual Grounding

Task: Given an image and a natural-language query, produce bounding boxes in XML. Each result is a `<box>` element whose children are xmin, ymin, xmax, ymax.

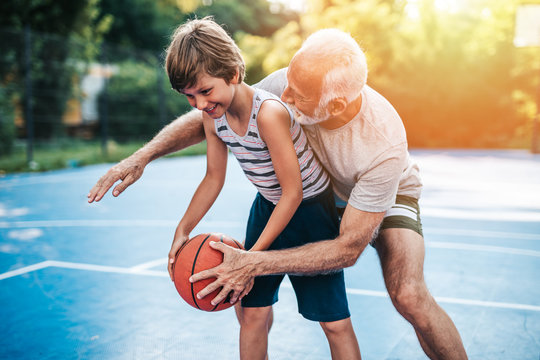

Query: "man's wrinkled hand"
<box><xmin>87</xmin><ymin>156</ymin><xmax>146</xmax><ymax>203</ymax></box>
<box><xmin>189</xmin><ymin>241</ymin><xmax>254</xmax><ymax>305</ymax></box>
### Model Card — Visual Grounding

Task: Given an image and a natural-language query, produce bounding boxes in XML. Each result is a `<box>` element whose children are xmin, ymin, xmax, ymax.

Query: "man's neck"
<box><xmin>319</xmin><ymin>93</ymin><xmax>363</xmax><ymax>130</ymax></box>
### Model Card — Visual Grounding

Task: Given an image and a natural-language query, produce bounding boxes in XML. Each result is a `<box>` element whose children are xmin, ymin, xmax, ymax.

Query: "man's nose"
<box><xmin>281</xmin><ymin>86</ymin><xmax>293</xmax><ymax>104</ymax></box>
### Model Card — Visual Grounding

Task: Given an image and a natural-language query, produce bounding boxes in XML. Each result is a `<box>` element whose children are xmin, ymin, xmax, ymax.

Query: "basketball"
<box><xmin>173</xmin><ymin>233</ymin><xmax>244</xmax><ymax>311</ymax></box>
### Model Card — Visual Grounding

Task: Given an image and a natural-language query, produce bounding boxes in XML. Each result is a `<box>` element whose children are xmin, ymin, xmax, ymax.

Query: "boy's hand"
<box><xmin>168</xmin><ymin>231</ymin><xmax>190</xmax><ymax>281</ymax></box>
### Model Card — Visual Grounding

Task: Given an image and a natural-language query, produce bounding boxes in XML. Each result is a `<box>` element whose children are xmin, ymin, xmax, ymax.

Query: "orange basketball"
<box><xmin>173</xmin><ymin>233</ymin><xmax>244</xmax><ymax>311</ymax></box>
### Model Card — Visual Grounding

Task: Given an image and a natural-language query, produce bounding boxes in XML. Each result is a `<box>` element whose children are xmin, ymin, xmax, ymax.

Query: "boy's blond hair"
<box><xmin>165</xmin><ymin>17</ymin><xmax>245</xmax><ymax>92</ymax></box>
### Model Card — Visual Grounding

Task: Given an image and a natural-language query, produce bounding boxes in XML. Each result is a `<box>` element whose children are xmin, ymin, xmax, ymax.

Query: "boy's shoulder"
<box><xmin>256</xmin><ymin>90</ymin><xmax>291</xmax><ymax>127</ymax></box>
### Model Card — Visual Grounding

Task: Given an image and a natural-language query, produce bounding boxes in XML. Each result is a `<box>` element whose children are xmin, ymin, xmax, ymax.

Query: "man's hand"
<box><xmin>87</xmin><ymin>155</ymin><xmax>146</xmax><ymax>203</ymax></box>
<box><xmin>189</xmin><ymin>241</ymin><xmax>255</xmax><ymax>305</ymax></box>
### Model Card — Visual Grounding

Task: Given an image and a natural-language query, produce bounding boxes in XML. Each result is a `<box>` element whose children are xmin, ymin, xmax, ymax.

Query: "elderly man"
<box><xmin>88</xmin><ymin>29</ymin><xmax>467</xmax><ymax>359</ymax></box>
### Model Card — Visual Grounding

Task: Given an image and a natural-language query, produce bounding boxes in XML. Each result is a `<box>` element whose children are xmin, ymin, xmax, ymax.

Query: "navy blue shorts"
<box><xmin>241</xmin><ymin>188</ymin><xmax>350</xmax><ymax>323</ymax></box>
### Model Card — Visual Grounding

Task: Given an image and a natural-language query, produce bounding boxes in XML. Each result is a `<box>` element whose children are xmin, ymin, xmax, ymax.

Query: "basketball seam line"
<box><xmin>210</xmin><ymin>234</ymin><xmax>225</xmax><ymax>312</ymax></box>
<box><xmin>191</xmin><ymin>234</ymin><xmax>212</xmax><ymax>310</ymax></box>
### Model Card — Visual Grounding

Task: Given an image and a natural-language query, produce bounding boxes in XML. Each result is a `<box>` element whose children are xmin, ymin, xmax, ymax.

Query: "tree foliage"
<box><xmin>0</xmin><ymin>0</ymin><xmax>112</xmax><ymax>140</ymax></box>
<box><xmin>240</xmin><ymin>0</ymin><xmax>539</xmax><ymax>148</ymax></box>
<box><xmin>96</xmin><ymin>0</ymin><xmax>297</xmax><ymax>56</ymax></box>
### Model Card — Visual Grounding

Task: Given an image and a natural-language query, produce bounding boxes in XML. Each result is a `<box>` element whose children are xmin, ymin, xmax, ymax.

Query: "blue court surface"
<box><xmin>1</xmin><ymin>149</ymin><xmax>539</xmax><ymax>359</ymax></box>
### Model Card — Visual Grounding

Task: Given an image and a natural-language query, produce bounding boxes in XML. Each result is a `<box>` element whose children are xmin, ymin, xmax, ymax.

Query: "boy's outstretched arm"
<box><xmin>87</xmin><ymin>109</ymin><xmax>205</xmax><ymax>203</ymax></box>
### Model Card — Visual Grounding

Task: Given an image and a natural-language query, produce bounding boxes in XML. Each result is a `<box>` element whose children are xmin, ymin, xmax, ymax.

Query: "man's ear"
<box><xmin>328</xmin><ymin>98</ymin><xmax>347</xmax><ymax>116</ymax></box>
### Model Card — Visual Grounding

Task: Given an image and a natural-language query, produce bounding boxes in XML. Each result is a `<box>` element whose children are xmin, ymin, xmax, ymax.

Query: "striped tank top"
<box><xmin>214</xmin><ymin>88</ymin><xmax>330</xmax><ymax>204</ymax></box>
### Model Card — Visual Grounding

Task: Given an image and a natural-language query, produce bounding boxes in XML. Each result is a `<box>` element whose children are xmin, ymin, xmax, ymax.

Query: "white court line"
<box><xmin>0</xmin><ymin>260</ymin><xmax>168</xmax><ymax>281</ymax></box>
<box><xmin>1</xmin><ymin>260</ymin><xmax>539</xmax><ymax>312</ymax></box>
<box><xmin>426</xmin><ymin>241</ymin><xmax>540</xmax><ymax>257</ymax></box>
<box><xmin>422</xmin><ymin>207</ymin><xmax>540</xmax><ymax>222</ymax></box>
<box><xmin>130</xmin><ymin>258</ymin><xmax>168</xmax><ymax>271</ymax></box>
<box><xmin>283</xmin><ymin>283</ymin><xmax>540</xmax><ymax>312</ymax></box>
<box><xmin>0</xmin><ymin>261</ymin><xmax>53</xmax><ymax>280</ymax></box>
<box><xmin>1</xmin><ymin>220</ymin><xmax>537</xmax><ymax>240</ymax></box>
<box><xmin>2</xmin><ymin>219</ymin><xmax>538</xmax><ymax>257</ymax></box>
<box><xmin>0</xmin><ymin>219</ymin><xmax>245</xmax><ymax>229</ymax></box>
<box><xmin>425</xmin><ymin>228</ymin><xmax>540</xmax><ymax>241</ymax></box>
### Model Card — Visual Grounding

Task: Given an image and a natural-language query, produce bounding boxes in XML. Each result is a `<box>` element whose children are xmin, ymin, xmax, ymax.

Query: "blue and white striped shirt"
<box><xmin>215</xmin><ymin>88</ymin><xmax>330</xmax><ymax>204</ymax></box>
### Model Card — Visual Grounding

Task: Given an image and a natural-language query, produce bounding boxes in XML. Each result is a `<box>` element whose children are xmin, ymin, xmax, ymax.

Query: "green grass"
<box><xmin>0</xmin><ymin>140</ymin><xmax>207</xmax><ymax>174</ymax></box>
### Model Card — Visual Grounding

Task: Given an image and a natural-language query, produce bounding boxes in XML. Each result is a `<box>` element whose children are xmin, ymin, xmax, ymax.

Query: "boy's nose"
<box><xmin>195</xmin><ymin>97</ymin><xmax>208</xmax><ymax>111</ymax></box>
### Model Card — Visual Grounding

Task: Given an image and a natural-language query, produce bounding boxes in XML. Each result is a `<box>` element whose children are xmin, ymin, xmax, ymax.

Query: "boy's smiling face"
<box><xmin>180</xmin><ymin>72</ymin><xmax>238</xmax><ymax>118</ymax></box>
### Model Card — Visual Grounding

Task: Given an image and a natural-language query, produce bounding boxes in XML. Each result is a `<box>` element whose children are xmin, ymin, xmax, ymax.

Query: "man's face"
<box><xmin>281</xmin><ymin>58</ymin><xmax>330</xmax><ymax>125</ymax></box>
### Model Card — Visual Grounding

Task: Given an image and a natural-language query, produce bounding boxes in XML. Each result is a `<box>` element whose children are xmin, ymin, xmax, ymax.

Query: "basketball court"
<box><xmin>1</xmin><ymin>149</ymin><xmax>539</xmax><ymax>359</ymax></box>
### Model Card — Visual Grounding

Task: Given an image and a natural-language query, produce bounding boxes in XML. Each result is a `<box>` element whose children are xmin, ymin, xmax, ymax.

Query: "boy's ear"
<box><xmin>231</xmin><ymin>70</ymin><xmax>240</xmax><ymax>84</ymax></box>
<box><xmin>328</xmin><ymin>97</ymin><xmax>347</xmax><ymax>116</ymax></box>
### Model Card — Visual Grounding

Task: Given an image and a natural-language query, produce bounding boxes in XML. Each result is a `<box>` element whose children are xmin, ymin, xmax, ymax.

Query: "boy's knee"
<box><xmin>319</xmin><ymin>318</ymin><xmax>352</xmax><ymax>336</ymax></box>
<box><xmin>239</xmin><ymin>306</ymin><xmax>272</xmax><ymax>328</ymax></box>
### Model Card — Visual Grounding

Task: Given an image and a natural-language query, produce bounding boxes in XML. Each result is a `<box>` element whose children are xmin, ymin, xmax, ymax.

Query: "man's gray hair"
<box><xmin>299</xmin><ymin>29</ymin><xmax>368</xmax><ymax>108</ymax></box>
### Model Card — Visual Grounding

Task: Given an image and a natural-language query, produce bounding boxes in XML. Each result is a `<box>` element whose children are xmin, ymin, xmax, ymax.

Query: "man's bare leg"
<box><xmin>375</xmin><ymin>228</ymin><xmax>467</xmax><ymax>360</ymax></box>
<box><xmin>319</xmin><ymin>318</ymin><xmax>362</xmax><ymax>360</ymax></box>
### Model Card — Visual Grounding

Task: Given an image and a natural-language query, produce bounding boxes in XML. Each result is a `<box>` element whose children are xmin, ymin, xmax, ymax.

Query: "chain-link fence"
<box><xmin>0</xmin><ymin>26</ymin><xmax>191</xmax><ymax>162</ymax></box>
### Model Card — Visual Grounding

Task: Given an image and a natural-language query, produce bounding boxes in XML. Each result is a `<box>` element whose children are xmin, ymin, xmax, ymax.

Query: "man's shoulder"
<box><xmin>253</xmin><ymin>68</ymin><xmax>288</xmax><ymax>97</ymax></box>
<box><xmin>361</xmin><ymin>85</ymin><xmax>407</xmax><ymax>146</ymax></box>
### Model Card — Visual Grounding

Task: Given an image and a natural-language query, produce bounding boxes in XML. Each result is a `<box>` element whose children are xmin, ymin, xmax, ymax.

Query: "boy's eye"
<box><xmin>201</xmin><ymin>88</ymin><xmax>212</xmax><ymax>95</ymax></box>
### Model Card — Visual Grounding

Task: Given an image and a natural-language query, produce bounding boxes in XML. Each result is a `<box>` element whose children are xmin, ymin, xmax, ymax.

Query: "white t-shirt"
<box><xmin>254</xmin><ymin>68</ymin><xmax>422</xmax><ymax>212</ymax></box>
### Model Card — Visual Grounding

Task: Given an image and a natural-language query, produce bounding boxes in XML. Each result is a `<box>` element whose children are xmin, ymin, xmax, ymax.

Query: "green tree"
<box><xmin>96</xmin><ymin>0</ymin><xmax>297</xmax><ymax>56</ymax></box>
<box><xmin>99</xmin><ymin>60</ymin><xmax>192</xmax><ymax>141</ymax></box>
<box><xmin>238</xmin><ymin>0</ymin><xmax>538</xmax><ymax>148</ymax></box>
<box><xmin>0</xmin><ymin>0</ymin><xmax>111</xmax><ymax>140</ymax></box>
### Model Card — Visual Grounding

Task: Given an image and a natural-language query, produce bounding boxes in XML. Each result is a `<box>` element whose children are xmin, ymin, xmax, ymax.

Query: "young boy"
<box><xmin>165</xmin><ymin>18</ymin><xmax>360</xmax><ymax>360</ymax></box>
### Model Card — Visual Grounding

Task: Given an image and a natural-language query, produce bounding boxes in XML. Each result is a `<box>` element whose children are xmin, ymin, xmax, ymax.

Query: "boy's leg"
<box><xmin>236</xmin><ymin>303</ymin><xmax>274</xmax><ymax>333</ymax></box>
<box><xmin>319</xmin><ymin>318</ymin><xmax>361</xmax><ymax>360</ymax></box>
<box><xmin>285</xmin><ymin>189</ymin><xmax>359</xmax><ymax>358</ymax></box>
<box><xmin>236</xmin><ymin>305</ymin><xmax>273</xmax><ymax>360</ymax></box>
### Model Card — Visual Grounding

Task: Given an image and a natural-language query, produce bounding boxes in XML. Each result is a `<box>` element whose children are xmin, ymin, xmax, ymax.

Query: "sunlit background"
<box><xmin>0</xmin><ymin>0</ymin><xmax>539</xmax><ymax>173</ymax></box>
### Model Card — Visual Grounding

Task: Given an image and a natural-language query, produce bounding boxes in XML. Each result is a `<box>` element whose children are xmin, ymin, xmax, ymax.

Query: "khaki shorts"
<box><xmin>379</xmin><ymin>195</ymin><xmax>423</xmax><ymax>237</ymax></box>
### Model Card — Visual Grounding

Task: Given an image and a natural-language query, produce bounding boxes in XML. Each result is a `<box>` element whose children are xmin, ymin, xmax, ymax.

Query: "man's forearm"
<box><xmin>246</xmin><ymin>232</ymin><xmax>369</xmax><ymax>276</ymax></box>
<box><xmin>243</xmin><ymin>207</ymin><xmax>384</xmax><ymax>276</ymax></box>
<box><xmin>134</xmin><ymin>109</ymin><xmax>205</xmax><ymax>164</ymax></box>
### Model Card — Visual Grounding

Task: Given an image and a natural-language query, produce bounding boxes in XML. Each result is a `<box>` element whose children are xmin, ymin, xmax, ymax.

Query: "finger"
<box><xmin>88</xmin><ymin>178</ymin><xmax>113</xmax><ymax>203</ymax></box>
<box><xmin>168</xmin><ymin>245</ymin><xmax>183</xmax><ymax>282</ymax></box>
<box><xmin>94</xmin><ymin>175</ymin><xmax>118</xmax><ymax>201</ymax></box>
<box><xmin>194</xmin><ymin>277</ymin><xmax>222</xmax><ymax>300</ymax></box>
<box><xmin>167</xmin><ymin>248</ymin><xmax>176</xmax><ymax>281</ymax></box>
<box><xmin>112</xmin><ymin>176</ymin><xmax>132</xmax><ymax>197</ymax></box>
<box><xmin>210</xmin><ymin>286</ymin><xmax>233</xmax><ymax>306</ymax></box>
<box><xmin>168</xmin><ymin>256</ymin><xmax>175</xmax><ymax>281</ymax></box>
<box><xmin>229</xmin><ymin>288</ymin><xmax>243</xmax><ymax>305</ymax></box>
<box><xmin>208</xmin><ymin>240</ymin><xmax>231</xmax><ymax>253</ymax></box>
<box><xmin>189</xmin><ymin>268</ymin><xmax>216</xmax><ymax>283</ymax></box>
<box><xmin>237</xmin><ymin>287</ymin><xmax>250</xmax><ymax>302</ymax></box>
<box><xmin>87</xmin><ymin>179</ymin><xmax>107</xmax><ymax>203</ymax></box>
<box><xmin>239</xmin><ymin>280</ymin><xmax>254</xmax><ymax>302</ymax></box>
